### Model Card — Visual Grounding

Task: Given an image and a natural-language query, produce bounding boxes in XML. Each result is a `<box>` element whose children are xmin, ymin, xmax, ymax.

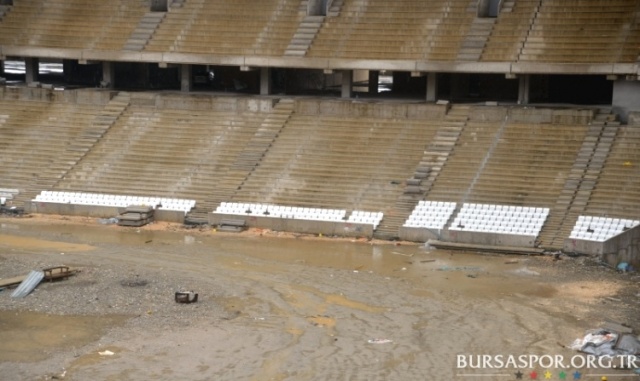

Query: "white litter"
<box><xmin>98</xmin><ymin>350</ymin><xmax>115</xmax><ymax>356</ymax></box>
<box><xmin>367</xmin><ymin>338</ymin><xmax>393</xmax><ymax>344</ymax></box>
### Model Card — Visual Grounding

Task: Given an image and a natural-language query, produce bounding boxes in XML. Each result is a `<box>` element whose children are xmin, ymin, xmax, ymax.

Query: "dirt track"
<box><xmin>1</xmin><ymin>215</ymin><xmax>639</xmax><ymax>381</ymax></box>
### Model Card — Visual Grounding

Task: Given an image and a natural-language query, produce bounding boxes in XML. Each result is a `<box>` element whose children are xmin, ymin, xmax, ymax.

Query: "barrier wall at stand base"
<box><xmin>441</xmin><ymin>229</ymin><xmax>537</xmax><ymax>248</ymax></box>
<box><xmin>398</xmin><ymin>226</ymin><xmax>442</xmax><ymax>242</ymax></box>
<box><xmin>209</xmin><ymin>213</ymin><xmax>374</xmax><ymax>238</ymax></box>
<box><xmin>27</xmin><ymin>202</ymin><xmax>186</xmax><ymax>223</ymax></box>
<box><xmin>565</xmin><ymin>224</ymin><xmax>640</xmax><ymax>269</ymax></box>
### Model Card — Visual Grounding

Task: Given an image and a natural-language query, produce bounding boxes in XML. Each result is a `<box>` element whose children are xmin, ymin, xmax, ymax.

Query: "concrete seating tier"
<box><xmin>427</xmin><ymin>120</ymin><xmax>502</xmax><ymax>202</ymax></box>
<box><xmin>450</xmin><ymin>203</ymin><xmax>549</xmax><ymax>236</ymax></box>
<box><xmin>307</xmin><ymin>0</ymin><xmax>474</xmax><ymax>60</ymax></box>
<box><xmin>34</xmin><ymin>191</ymin><xmax>196</xmax><ymax>213</ymax></box>
<box><xmin>0</xmin><ymin>99</ymin><xmax>102</xmax><ymax>193</ymax></box>
<box><xmin>403</xmin><ymin>200</ymin><xmax>456</xmax><ymax>229</ymax></box>
<box><xmin>519</xmin><ymin>0</ymin><xmax>640</xmax><ymax>63</ymax></box>
<box><xmin>146</xmin><ymin>0</ymin><xmax>303</xmax><ymax>56</ymax></box>
<box><xmin>469</xmin><ymin>122</ymin><xmax>588</xmax><ymax>206</ymax></box>
<box><xmin>55</xmin><ymin>102</ymin><xmax>264</xmax><ymax>207</ymax></box>
<box><xmin>0</xmin><ymin>0</ymin><xmax>148</xmax><ymax>50</ymax></box>
<box><xmin>583</xmin><ymin>125</ymin><xmax>640</xmax><ymax>220</ymax></box>
<box><xmin>214</xmin><ymin>202</ymin><xmax>346</xmax><ymax>221</ymax></box>
<box><xmin>569</xmin><ymin>216</ymin><xmax>640</xmax><ymax>242</ymax></box>
<box><xmin>347</xmin><ymin>210</ymin><xmax>384</xmax><ymax>230</ymax></box>
<box><xmin>234</xmin><ymin>106</ymin><xmax>443</xmax><ymax>212</ymax></box>
<box><xmin>480</xmin><ymin>0</ymin><xmax>539</xmax><ymax>62</ymax></box>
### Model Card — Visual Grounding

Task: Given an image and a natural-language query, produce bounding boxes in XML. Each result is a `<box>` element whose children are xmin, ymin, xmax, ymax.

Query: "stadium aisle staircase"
<box><xmin>17</xmin><ymin>92</ymin><xmax>131</xmax><ymax>205</ymax></box>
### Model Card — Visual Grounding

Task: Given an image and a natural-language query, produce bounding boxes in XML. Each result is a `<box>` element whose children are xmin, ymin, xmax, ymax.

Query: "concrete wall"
<box><xmin>441</xmin><ymin>229</ymin><xmax>537</xmax><ymax>247</ymax></box>
<box><xmin>209</xmin><ymin>213</ymin><xmax>374</xmax><ymax>238</ymax></box>
<box><xmin>398</xmin><ymin>227</ymin><xmax>442</xmax><ymax>242</ymax></box>
<box><xmin>565</xmin><ymin>225</ymin><xmax>640</xmax><ymax>268</ymax></box>
<box><xmin>612</xmin><ymin>79</ymin><xmax>640</xmax><ymax>123</ymax></box>
<box><xmin>0</xmin><ymin>86</ymin><xmax>114</xmax><ymax>105</ymax></box>
<box><xmin>26</xmin><ymin>202</ymin><xmax>185</xmax><ymax>223</ymax></box>
<box><xmin>602</xmin><ymin>225</ymin><xmax>640</xmax><ymax>268</ymax></box>
<box><xmin>294</xmin><ymin>98</ymin><xmax>446</xmax><ymax>120</ymax></box>
<box><xmin>563</xmin><ymin>238</ymin><xmax>604</xmax><ymax>256</ymax></box>
<box><xmin>153</xmin><ymin>93</ymin><xmax>275</xmax><ymax>113</ymax></box>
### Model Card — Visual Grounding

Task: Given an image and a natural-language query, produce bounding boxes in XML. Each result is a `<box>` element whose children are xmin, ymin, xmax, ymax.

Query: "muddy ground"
<box><xmin>0</xmin><ymin>215</ymin><xmax>639</xmax><ymax>381</ymax></box>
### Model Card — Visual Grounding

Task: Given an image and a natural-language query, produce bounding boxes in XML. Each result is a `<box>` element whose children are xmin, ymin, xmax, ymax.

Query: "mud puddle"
<box><xmin>0</xmin><ymin>310</ymin><xmax>129</xmax><ymax>362</ymax></box>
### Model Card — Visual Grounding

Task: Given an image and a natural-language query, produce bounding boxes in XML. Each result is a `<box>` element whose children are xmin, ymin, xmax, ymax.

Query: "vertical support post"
<box><xmin>180</xmin><ymin>64</ymin><xmax>192</xmax><ymax>92</ymax></box>
<box><xmin>427</xmin><ymin>72</ymin><xmax>438</xmax><ymax>102</ymax></box>
<box><xmin>260</xmin><ymin>67</ymin><xmax>272</xmax><ymax>95</ymax></box>
<box><xmin>518</xmin><ymin>74</ymin><xmax>530</xmax><ymax>105</ymax></box>
<box><xmin>368</xmin><ymin>70</ymin><xmax>379</xmax><ymax>95</ymax></box>
<box><xmin>102</xmin><ymin>61</ymin><xmax>114</xmax><ymax>88</ymax></box>
<box><xmin>25</xmin><ymin>57</ymin><xmax>38</xmax><ymax>84</ymax></box>
<box><xmin>0</xmin><ymin>58</ymin><xmax>5</xmax><ymax>78</ymax></box>
<box><xmin>341</xmin><ymin>69</ymin><xmax>352</xmax><ymax>98</ymax></box>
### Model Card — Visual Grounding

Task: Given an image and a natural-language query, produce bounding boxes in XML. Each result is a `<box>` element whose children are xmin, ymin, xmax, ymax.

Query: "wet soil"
<box><xmin>0</xmin><ymin>215</ymin><xmax>639</xmax><ymax>380</ymax></box>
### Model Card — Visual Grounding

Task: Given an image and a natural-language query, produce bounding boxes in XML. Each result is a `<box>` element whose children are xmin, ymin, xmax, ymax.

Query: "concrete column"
<box><xmin>341</xmin><ymin>69</ymin><xmax>352</xmax><ymax>98</ymax></box>
<box><xmin>102</xmin><ymin>61</ymin><xmax>114</xmax><ymax>88</ymax></box>
<box><xmin>368</xmin><ymin>70</ymin><xmax>379</xmax><ymax>95</ymax></box>
<box><xmin>180</xmin><ymin>64</ymin><xmax>192</xmax><ymax>92</ymax></box>
<box><xmin>518</xmin><ymin>74</ymin><xmax>531</xmax><ymax>105</ymax></box>
<box><xmin>25</xmin><ymin>57</ymin><xmax>38</xmax><ymax>84</ymax></box>
<box><xmin>426</xmin><ymin>72</ymin><xmax>438</xmax><ymax>102</ymax></box>
<box><xmin>612</xmin><ymin>79</ymin><xmax>640</xmax><ymax>123</ymax></box>
<box><xmin>260</xmin><ymin>67</ymin><xmax>272</xmax><ymax>95</ymax></box>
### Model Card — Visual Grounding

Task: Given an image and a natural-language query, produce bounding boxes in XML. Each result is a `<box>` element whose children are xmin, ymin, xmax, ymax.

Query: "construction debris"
<box><xmin>117</xmin><ymin>205</ymin><xmax>154</xmax><ymax>227</ymax></box>
<box><xmin>10</xmin><ymin>270</ymin><xmax>45</xmax><ymax>298</ymax></box>
<box><xmin>175</xmin><ymin>291</ymin><xmax>198</xmax><ymax>303</ymax></box>
<box><xmin>8</xmin><ymin>266</ymin><xmax>78</xmax><ymax>298</ymax></box>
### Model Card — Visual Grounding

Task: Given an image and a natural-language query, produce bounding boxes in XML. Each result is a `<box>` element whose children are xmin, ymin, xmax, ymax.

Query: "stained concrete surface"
<box><xmin>0</xmin><ymin>216</ymin><xmax>638</xmax><ymax>380</ymax></box>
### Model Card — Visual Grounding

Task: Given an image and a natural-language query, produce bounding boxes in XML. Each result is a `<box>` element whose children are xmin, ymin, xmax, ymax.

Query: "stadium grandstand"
<box><xmin>0</xmin><ymin>0</ymin><xmax>639</xmax><ymax>260</ymax></box>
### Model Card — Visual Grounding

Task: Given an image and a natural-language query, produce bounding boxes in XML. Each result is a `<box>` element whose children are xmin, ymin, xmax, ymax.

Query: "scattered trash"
<box><xmin>98</xmin><ymin>350</ymin><xmax>114</xmax><ymax>356</ymax></box>
<box><xmin>51</xmin><ymin>369</ymin><xmax>66</xmax><ymax>379</ymax></box>
<box><xmin>400</xmin><ymin>267</ymin><xmax>407</xmax><ymax>271</ymax></box>
<box><xmin>466</xmin><ymin>274</ymin><xmax>477</xmax><ymax>278</ymax></box>
<box><xmin>617</xmin><ymin>262</ymin><xmax>633</xmax><ymax>273</ymax></box>
<box><xmin>368</xmin><ymin>338</ymin><xmax>393</xmax><ymax>344</ymax></box>
<box><xmin>569</xmin><ymin>328</ymin><xmax>640</xmax><ymax>358</ymax></box>
<box><xmin>420</xmin><ymin>259</ymin><xmax>436</xmax><ymax>263</ymax></box>
<box><xmin>392</xmin><ymin>251</ymin><xmax>413</xmax><ymax>257</ymax></box>
<box><xmin>10</xmin><ymin>270</ymin><xmax>44</xmax><ymax>298</ymax></box>
<box><xmin>175</xmin><ymin>291</ymin><xmax>198</xmax><ymax>303</ymax></box>
<box><xmin>504</xmin><ymin>260</ymin><xmax>519</xmax><ymax>265</ymax></box>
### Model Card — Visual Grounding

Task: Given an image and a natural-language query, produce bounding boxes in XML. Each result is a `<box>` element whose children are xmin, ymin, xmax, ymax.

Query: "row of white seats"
<box><xmin>215</xmin><ymin>202</ymin><xmax>347</xmax><ymax>221</ymax></box>
<box><xmin>33</xmin><ymin>191</ymin><xmax>196</xmax><ymax>213</ymax></box>
<box><xmin>403</xmin><ymin>200</ymin><xmax>457</xmax><ymax>229</ymax></box>
<box><xmin>347</xmin><ymin>211</ymin><xmax>384</xmax><ymax>229</ymax></box>
<box><xmin>569</xmin><ymin>215</ymin><xmax>639</xmax><ymax>242</ymax></box>
<box><xmin>464</xmin><ymin>203</ymin><xmax>546</xmax><ymax>214</ymax></box>
<box><xmin>417</xmin><ymin>200</ymin><xmax>456</xmax><ymax>209</ymax></box>
<box><xmin>450</xmin><ymin>203</ymin><xmax>549</xmax><ymax>236</ymax></box>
